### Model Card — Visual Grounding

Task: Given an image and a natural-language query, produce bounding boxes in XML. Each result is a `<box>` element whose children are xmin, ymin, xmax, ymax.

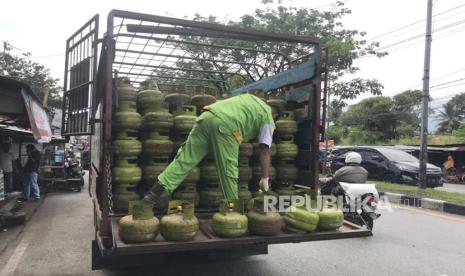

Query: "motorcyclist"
<box><xmin>321</xmin><ymin>151</ymin><xmax>368</xmax><ymax>195</ymax></box>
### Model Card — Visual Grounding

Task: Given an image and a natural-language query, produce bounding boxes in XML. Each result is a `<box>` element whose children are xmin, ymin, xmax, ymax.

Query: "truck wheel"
<box><xmin>366</xmin><ymin>218</ymin><xmax>374</xmax><ymax>230</ymax></box>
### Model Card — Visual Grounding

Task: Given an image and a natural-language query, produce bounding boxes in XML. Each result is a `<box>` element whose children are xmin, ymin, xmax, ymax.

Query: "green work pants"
<box><xmin>158</xmin><ymin>111</ymin><xmax>239</xmax><ymax>199</ymax></box>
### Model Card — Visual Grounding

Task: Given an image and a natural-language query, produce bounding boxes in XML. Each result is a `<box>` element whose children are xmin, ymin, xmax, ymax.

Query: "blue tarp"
<box><xmin>231</xmin><ymin>57</ymin><xmax>317</xmax><ymax>95</ymax></box>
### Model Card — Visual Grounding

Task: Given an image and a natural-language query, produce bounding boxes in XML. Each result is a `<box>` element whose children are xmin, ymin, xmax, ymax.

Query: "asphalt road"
<box><xmin>436</xmin><ymin>183</ymin><xmax>465</xmax><ymax>194</ymax></box>
<box><xmin>1</xmin><ymin>181</ymin><xmax>465</xmax><ymax>276</ymax></box>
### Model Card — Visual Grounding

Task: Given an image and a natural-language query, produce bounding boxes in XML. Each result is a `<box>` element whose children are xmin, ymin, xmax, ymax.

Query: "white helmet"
<box><xmin>345</xmin><ymin>152</ymin><xmax>362</xmax><ymax>164</ymax></box>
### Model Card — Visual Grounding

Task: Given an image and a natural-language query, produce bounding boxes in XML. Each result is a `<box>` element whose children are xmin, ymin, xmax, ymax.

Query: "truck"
<box><xmin>61</xmin><ymin>10</ymin><xmax>372</xmax><ymax>270</ymax></box>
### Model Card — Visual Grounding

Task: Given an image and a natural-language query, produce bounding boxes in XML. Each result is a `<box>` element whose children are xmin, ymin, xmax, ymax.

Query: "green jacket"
<box><xmin>205</xmin><ymin>94</ymin><xmax>274</xmax><ymax>143</ymax></box>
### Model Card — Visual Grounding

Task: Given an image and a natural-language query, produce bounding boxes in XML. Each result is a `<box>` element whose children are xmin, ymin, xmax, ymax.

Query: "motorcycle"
<box><xmin>65</xmin><ymin>156</ymin><xmax>85</xmax><ymax>188</ymax></box>
<box><xmin>442</xmin><ymin>167</ymin><xmax>465</xmax><ymax>184</ymax></box>
<box><xmin>331</xmin><ymin>182</ymin><xmax>381</xmax><ymax>230</ymax></box>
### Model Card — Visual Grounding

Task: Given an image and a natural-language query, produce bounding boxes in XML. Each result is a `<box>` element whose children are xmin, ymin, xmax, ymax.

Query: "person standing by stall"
<box><xmin>20</xmin><ymin>144</ymin><xmax>41</xmax><ymax>201</ymax></box>
<box><xmin>0</xmin><ymin>142</ymin><xmax>15</xmax><ymax>195</ymax></box>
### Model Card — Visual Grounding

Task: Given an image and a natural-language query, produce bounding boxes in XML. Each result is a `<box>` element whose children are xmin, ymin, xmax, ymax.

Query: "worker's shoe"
<box><xmin>143</xmin><ymin>181</ymin><xmax>165</xmax><ymax>206</ymax></box>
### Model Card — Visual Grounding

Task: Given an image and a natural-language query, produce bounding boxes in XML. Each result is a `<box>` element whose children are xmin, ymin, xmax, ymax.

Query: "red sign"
<box><xmin>320</xmin><ymin>140</ymin><xmax>335</xmax><ymax>149</ymax></box>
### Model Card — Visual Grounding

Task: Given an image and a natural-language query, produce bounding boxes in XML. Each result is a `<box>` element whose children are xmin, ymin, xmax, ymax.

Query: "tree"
<box><xmin>152</xmin><ymin>0</ymin><xmax>386</xmax><ymax>103</ymax></box>
<box><xmin>337</xmin><ymin>90</ymin><xmax>425</xmax><ymax>144</ymax></box>
<box><xmin>0</xmin><ymin>42</ymin><xmax>62</xmax><ymax>114</ymax></box>
<box><xmin>392</xmin><ymin>90</ymin><xmax>423</xmax><ymax>137</ymax></box>
<box><xmin>437</xmin><ymin>93</ymin><xmax>465</xmax><ymax>133</ymax></box>
<box><xmin>453</xmin><ymin>122</ymin><xmax>465</xmax><ymax>138</ymax></box>
<box><xmin>339</xmin><ymin>96</ymin><xmax>396</xmax><ymax>144</ymax></box>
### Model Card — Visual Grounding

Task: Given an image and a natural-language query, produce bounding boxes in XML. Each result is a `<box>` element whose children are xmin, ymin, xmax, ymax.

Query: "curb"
<box><xmin>381</xmin><ymin>191</ymin><xmax>465</xmax><ymax>216</ymax></box>
<box><xmin>0</xmin><ymin>196</ymin><xmax>45</xmax><ymax>255</ymax></box>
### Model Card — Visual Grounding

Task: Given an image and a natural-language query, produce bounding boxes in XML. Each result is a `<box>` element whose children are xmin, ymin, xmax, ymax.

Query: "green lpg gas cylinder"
<box><xmin>199</xmin><ymin>184</ymin><xmax>223</xmax><ymax>208</ymax></box>
<box><xmin>247</xmin><ymin>197</ymin><xmax>282</xmax><ymax>236</ymax></box>
<box><xmin>112</xmin><ymin>159</ymin><xmax>142</xmax><ymax>185</ymax></box>
<box><xmin>275</xmin><ymin>111</ymin><xmax>297</xmax><ymax>138</ymax></box>
<box><xmin>211</xmin><ymin>201</ymin><xmax>248</xmax><ymax>238</ymax></box>
<box><xmin>174</xmin><ymin>105</ymin><xmax>197</xmax><ymax>135</ymax></box>
<box><xmin>142</xmin><ymin>131</ymin><xmax>173</xmax><ymax>158</ymax></box>
<box><xmin>317</xmin><ymin>209</ymin><xmax>344</xmax><ymax>231</ymax></box>
<box><xmin>160</xmin><ymin>201</ymin><xmax>199</xmax><ymax>241</ymax></box>
<box><xmin>284</xmin><ymin>205</ymin><xmax>319</xmax><ymax>233</ymax></box>
<box><xmin>137</xmin><ymin>80</ymin><xmax>164</xmax><ymax>115</ymax></box>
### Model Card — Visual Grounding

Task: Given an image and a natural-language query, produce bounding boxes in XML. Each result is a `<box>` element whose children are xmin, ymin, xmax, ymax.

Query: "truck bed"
<box><xmin>110</xmin><ymin>213</ymin><xmax>371</xmax><ymax>256</ymax></box>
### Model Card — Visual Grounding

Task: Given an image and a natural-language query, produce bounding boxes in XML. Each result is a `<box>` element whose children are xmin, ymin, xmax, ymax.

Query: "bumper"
<box><xmin>398</xmin><ymin>172</ymin><xmax>442</xmax><ymax>187</ymax></box>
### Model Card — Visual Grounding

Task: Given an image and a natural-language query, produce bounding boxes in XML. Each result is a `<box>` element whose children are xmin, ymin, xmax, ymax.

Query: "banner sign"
<box><xmin>21</xmin><ymin>90</ymin><xmax>52</xmax><ymax>143</ymax></box>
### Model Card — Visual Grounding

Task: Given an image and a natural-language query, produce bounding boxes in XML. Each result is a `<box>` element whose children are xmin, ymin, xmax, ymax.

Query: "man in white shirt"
<box><xmin>0</xmin><ymin>143</ymin><xmax>15</xmax><ymax>194</ymax></box>
<box><xmin>144</xmin><ymin>93</ymin><xmax>278</xmax><ymax>205</ymax></box>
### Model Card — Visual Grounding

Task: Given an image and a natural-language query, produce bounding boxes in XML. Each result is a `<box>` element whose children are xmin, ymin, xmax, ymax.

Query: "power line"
<box><xmin>376</xmin><ymin>19</ymin><xmax>465</xmax><ymax>51</ymax></box>
<box><xmin>430</xmin><ymin>77</ymin><xmax>465</xmax><ymax>89</ymax></box>
<box><xmin>366</xmin><ymin>3</ymin><xmax>465</xmax><ymax>42</ymax></box>
<box><xmin>430</xmin><ymin>81</ymin><xmax>465</xmax><ymax>91</ymax></box>
<box><xmin>312</xmin><ymin>0</ymin><xmax>350</xmax><ymax>10</ymax></box>
<box><xmin>30</xmin><ymin>53</ymin><xmax>65</xmax><ymax>59</ymax></box>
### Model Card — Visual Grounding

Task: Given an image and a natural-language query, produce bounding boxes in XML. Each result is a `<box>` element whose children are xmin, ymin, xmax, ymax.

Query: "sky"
<box><xmin>1</xmin><ymin>0</ymin><xmax>464</xmax><ymax>129</ymax></box>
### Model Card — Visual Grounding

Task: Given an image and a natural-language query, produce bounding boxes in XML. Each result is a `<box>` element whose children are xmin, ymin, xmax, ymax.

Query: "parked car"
<box><xmin>330</xmin><ymin>146</ymin><xmax>443</xmax><ymax>187</ymax></box>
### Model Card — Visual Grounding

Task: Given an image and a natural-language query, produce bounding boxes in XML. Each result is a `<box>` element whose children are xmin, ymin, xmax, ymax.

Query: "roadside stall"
<box><xmin>0</xmin><ymin>75</ymin><xmax>52</xmax><ymax>227</ymax></box>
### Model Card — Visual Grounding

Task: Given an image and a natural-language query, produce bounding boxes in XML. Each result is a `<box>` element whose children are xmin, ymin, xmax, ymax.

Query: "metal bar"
<box><xmin>113</xmin><ymin>48</ymin><xmax>269</xmax><ymax>74</ymax></box>
<box><xmin>114</xmin><ymin>34</ymin><xmax>291</xmax><ymax>64</ymax></box>
<box><xmin>321</xmin><ymin>48</ymin><xmax>329</xmax><ymax>142</ymax></box>
<box><xmin>67</xmin><ymin>31</ymin><xmax>95</xmax><ymax>53</ymax></box>
<box><xmin>124</xmin><ymin>25</ymin><xmax>156</xmax><ymax>76</ymax></box>
<box><xmin>118</xmin><ymin>70</ymin><xmax>227</xmax><ymax>83</ymax></box>
<box><xmin>310</xmin><ymin>44</ymin><xmax>323</xmax><ymax>192</ymax></box>
<box><xmin>66</xmin><ymin>15</ymin><xmax>99</xmax><ymax>45</ymax></box>
<box><xmin>100</xmin><ymin>13</ymin><xmax>114</xmax><ymax>238</ymax></box>
<box><xmin>117</xmin><ymin>20</ymin><xmax>143</xmax><ymax>73</ymax></box>
<box><xmin>109</xmin><ymin>9</ymin><xmax>321</xmax><ymax>44</ymax></box>
<box><xmin>91</xmin><ymin>17</ymin><xmax>99</xmax><ymax>133</ymax></box>
<box><xmin>62</xmin><ymin>39</ymin><xmax>70</xmax><ymax>134</ymax></box>
<box><xmin>113</xmin><ymin>61</ymin><xmax>248</xmax><ymax>80</ymax></box>
<box><xmin>127</xmin><ymin>25</ymin><xmax>290</xmax><ymax>42</ymax></box>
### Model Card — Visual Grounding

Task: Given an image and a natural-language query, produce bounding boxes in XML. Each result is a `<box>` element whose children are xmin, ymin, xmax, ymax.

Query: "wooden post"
<box><xmin>42</xmin><ymin>86</ymin><xmax>50</xmax><ymax>107</ymax></box>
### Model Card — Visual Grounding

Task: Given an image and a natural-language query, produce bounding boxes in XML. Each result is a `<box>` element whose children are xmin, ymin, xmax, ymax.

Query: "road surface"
<box><xmin>436</xmin><ymin>183</ymin><xmax>465</xmax><ymax>194</ymax></box>
<box><xmin>1</xmin><ymin>180</ymin><xmax>464</xmax><ymax>276</ymax></box>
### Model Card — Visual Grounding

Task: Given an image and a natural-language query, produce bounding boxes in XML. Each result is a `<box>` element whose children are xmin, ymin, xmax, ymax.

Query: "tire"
<box><xmin>366</xmin><ymin>217</ymin><xmax>374</xmax><ymax>230</ymax></box>
<box><xmin>383</xmin><ymin>173</ymin><xmax>395</xmax><ymax>183</ymax></box>
<box><xmin>1</xmin><ymin>211</ymin><xmax>26</xmax><ymax>226</ymax></box>
<box><xmin>361</xmin><ymin>213</ymin><xmax>374</xmax><ymax>230</ymax></box>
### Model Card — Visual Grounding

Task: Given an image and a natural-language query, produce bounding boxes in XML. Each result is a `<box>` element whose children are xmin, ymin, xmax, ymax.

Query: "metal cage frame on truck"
<box><xmin>61</xmin><ymin>10</ymin><xmax>370</xmax><ymax>269</ymax></box>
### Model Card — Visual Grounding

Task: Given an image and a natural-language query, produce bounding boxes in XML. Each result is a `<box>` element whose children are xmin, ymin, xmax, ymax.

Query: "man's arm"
<box><xmin>257</xmin><ymin>123</ymin><xmax>274</xmax><ymax>192</ymax></box>
<box><xmin>259</xmin><ymin>144</ymin><xmax>271</xmax><ymax>179</ymax></box>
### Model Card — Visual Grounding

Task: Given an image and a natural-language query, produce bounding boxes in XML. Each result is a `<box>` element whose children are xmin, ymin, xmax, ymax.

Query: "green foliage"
<box><xmin>453</xmin><ymin>123</ymin><xmax>465</xmax><ymax>138</ymax></box>
<box><xmin>339</xmin><ymin>96</ymin><xmax>396</xmax><ymax>140</ymax></box>
<box><xmin>336</xmin><ymin>90</ymin><xmax>426</xmax><ymax>144</ymax></box>
<box><xmin>391</xmin><ymin>135</ymin><xmax>465</xmax><ymax>146</ymax></box>
<box><xmin>326</xmin><ymin>125</ymin><xmax>346</xmax><ymax>143</ymax></box>
<box><xmin>157</xmin><ymin>1</ymin><xmax>385</xmax><ymax>101</ymax></box>
<box><xmin>0</xmin><ymin>43</ymin><xmax>62</xmax><ymax>114</ymax></box>
<box><xmin>437</xmin><ymin>92</ymin><xmax>465</xmax><ymax>133</ymax></box>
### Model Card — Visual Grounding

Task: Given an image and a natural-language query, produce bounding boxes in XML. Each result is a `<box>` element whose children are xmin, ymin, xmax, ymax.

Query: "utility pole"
<box><xmin>419</xmin><ymin>0</ymin><xmax>433</xmax><ymax>189</ymax></box>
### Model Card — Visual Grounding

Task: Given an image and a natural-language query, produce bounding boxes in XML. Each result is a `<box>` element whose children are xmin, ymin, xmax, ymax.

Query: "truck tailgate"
<box><xmin>110</xmin><ymin>215</ymin><xmax>371</xmax><ymax>256</ymax></box>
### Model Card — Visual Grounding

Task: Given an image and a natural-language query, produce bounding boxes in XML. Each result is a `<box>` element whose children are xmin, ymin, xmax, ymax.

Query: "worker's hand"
<box><xmin>259</xmin><ymin>177</ymin><xmax>269</xmax><ymax>192</ymax></box>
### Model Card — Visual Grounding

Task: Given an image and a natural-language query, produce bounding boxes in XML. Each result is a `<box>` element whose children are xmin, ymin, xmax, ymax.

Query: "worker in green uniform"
<box><xmin>143</xmin><ymin>93</ymin><xmax>278</xmax><ymax>205</ymax></box>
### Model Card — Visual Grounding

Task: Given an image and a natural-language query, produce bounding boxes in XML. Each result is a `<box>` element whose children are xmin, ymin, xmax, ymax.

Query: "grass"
<box><xmin>370</xmin><ymin>180</ymin><xmax>465</xmax><ymax>204</ymax></box>
<box><xmin>390</xmin><ymin>135</ymin><xmax>465</xmax><ymax>146</ymax></box>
